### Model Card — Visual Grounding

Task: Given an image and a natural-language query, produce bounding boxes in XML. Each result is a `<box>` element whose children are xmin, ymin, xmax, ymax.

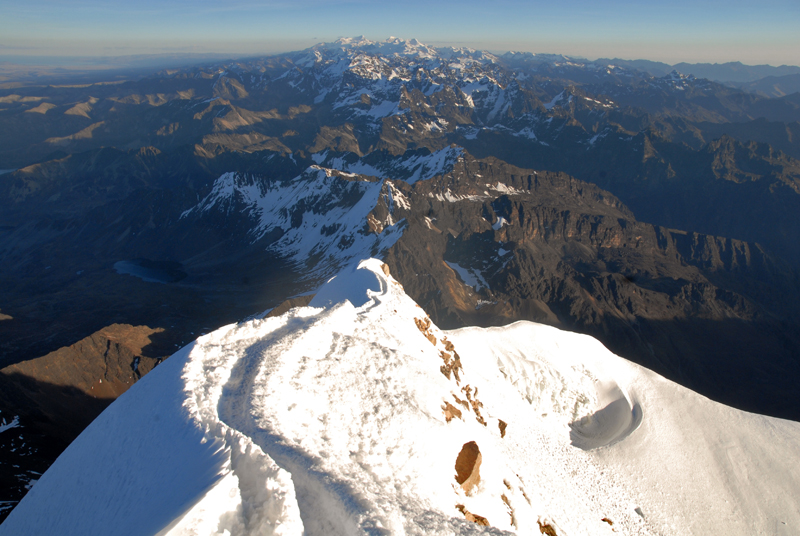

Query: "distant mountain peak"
<box><xmin>315</xmin><ymin>36</ymin><xmax>439</xmax><ymax>61</ymax></box>
<box><xmin>332</xmin><ymin>35</ymin><xmax>371</xmax><ymax>46</ymax></box>
<box><xmin>306</xmin><ymin>37</ymin><xmax>603</xmax><ymax>68</ymax></box>
<box><xmin>665</xmin><ymin>69</ymin><xmax>691</xmax><ymax>80</ymax></box>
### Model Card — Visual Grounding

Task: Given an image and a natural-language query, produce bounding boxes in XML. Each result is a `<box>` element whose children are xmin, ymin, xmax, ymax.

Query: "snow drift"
<box><xmin>2</xmin><ymin>259</ymin><xmax>799</xmax><ymax>536</ymax></box>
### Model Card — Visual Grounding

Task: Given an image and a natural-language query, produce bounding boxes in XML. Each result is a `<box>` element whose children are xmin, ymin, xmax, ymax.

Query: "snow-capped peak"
<box><xmin>313</xmin><ymin>36</ymin><xmax>439</xmax><ymax>62</ymax></box>
<box><xmin>666</xmin><ymin>69</ymin><xmax>687</xmax><ymax>80</ymax></box>
<box><xmin>4</xmin><ymin>259</ymin><xmax>800</xmax><ymax>536</ymax></box>
<box><xmin>332</xmin><ymin>35</ymin><xmax>374</xmax><ymax>47</ymax></box>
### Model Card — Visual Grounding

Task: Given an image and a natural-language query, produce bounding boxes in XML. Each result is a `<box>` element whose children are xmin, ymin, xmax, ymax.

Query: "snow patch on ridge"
<box><xmin>543</xmin><ymin>91</ymin><xmax>565</xmax><ymax>110</ymax></box>
<box><xmin>445</xmin><ymin>261</ymin><xmax>489</xmax><ymax>292</ymax></box>
<box><xmin>491</xmin><ymin>217</ymin><xmax>508</xmax><ymax>231</ymax></box>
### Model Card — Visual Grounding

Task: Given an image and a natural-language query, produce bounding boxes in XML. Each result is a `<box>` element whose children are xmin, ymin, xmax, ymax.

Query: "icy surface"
<box><xmin>445</xmin><ymin>261</ymin><xmax>489</xmax><ymax>291</ymax></box>
<box><xmin>113</xmin><ymin>260</ymin><xmax>185</xmax><ymax>284</ymax></box>
<box><xmin>543</xmin><ymin>91</ymin><xmax>565</xmax><ymax>110</ymax></box>
<box><xmin>113</xmin><ymin>260</ymin><xmax>168</xmax><ymax>283</ymax></box>
<box><xmin>3</xmin><ymin>259</ymin><xmax>800</xmax><ymax>536</ymax></box>
<box><xmin>491</xmin><ymin>217</ymin><xmax>508</xmax><ymax>230</ymax></box>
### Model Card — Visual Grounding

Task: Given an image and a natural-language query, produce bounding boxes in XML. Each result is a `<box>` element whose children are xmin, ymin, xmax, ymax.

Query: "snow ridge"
<box><xmin>181</xmin><ymin>169</ymin><xmax>404</xmax><ymax>276</ymax></box>
<box><xmin>3</xmin><ymin>260</ymin><xmax>800</xmax><ymax>536</ymax></box>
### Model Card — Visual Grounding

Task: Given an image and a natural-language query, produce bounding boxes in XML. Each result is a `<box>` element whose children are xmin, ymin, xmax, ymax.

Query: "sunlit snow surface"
<box><xmin>311</xmin><ymin>146</ymin><xmax>464</xmax><ymax>185</ymax></box>
<box><xmin>3</xmin><ymin>259</ymin><xmax>800</xmax><ymax>536</ymax></box>
<box><xmin>181</xmin><ymin>168</ymin><xmax>404</xmax><ymax>279</ymax></box>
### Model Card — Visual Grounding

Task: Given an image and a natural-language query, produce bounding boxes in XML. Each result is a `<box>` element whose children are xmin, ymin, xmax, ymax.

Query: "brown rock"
<box><xmin>442</xmin><ymin>401</ymin><xmax>462</xmax><ymax>422</ymax></box>
<box><xmin>265</xmin><ymin>295</ymin><xmax>315</xmax><ymax>318</ymax></box>
<box><xmin>538</xmin><ymin>521</ymin><xmax>558</xmax><ymax>535</ymax></box>
<box><xmin>456</xmin><ymin>504</ymin><xmax>490</xmax><ymax>526</ymax></box>
<box><xmin>0</xmin><ymin>324</ymin><xmax>165</xmax><ymax>442</ymax></box>
<box><xmin>414</xmin><ymin>317</ymin><xmax>437</xmax><ymax>345</ymax></box>
<box><xmin>453</xmin><ymin>394</ymin><xmax>469</xmax><ymax>409</ymax></box>
<box><xmin>455</xmin><ymin>441</ymin><xmax>482</xmax><ymax>493</ymax></box>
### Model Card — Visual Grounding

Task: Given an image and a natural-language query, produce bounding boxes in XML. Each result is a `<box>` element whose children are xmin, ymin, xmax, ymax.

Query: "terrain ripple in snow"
<box><xmin>3</xmin><ymin>259</ymin><xmax>800</xmax><ymax>536</ymax></box>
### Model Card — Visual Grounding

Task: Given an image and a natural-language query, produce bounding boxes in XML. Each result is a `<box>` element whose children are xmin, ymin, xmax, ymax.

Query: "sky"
<box><xmin>1</xmin><ymin>0</ymin><xmax>799</xmax><ymax>66</ymax></box>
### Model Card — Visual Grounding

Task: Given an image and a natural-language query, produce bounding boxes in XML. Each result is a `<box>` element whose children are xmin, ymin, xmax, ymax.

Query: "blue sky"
<box><xmin>1</xmin><ymin>0</ymin><xmax>799</xmax><ymax>66</ymax></box>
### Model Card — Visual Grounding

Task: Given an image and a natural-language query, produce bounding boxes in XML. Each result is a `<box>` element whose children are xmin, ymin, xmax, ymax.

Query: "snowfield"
<box><xmin>2</xmin><ymin>259</ymin><xmax>799</xmax><ymax>535</ymax></box>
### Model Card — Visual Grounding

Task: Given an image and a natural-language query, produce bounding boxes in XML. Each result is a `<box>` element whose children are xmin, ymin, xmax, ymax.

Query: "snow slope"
<box><xmin>2</xmin><ymin>259</ymin><xmax>799</xmax><ymax>535</ymax></box>
<box><xmin>181</xmin><ymin>168</ymin><xmax>404</xmax><ymax>278</ymax></box>
<box><xmin>311</xmin><ymin>146</ymin><xmax>464</xmax><ymax>185</ymax></box>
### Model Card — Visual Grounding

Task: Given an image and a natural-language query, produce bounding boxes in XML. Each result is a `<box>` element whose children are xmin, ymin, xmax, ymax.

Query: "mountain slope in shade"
<box><xmin>2</xmin><ymin>259</ymin><xmax>798</xmax><ymax>536</ymax></box>
<box><xmin>734</xmin><ymin>73</ymin><xmax>800</xmax><ymax>97</ymax></box>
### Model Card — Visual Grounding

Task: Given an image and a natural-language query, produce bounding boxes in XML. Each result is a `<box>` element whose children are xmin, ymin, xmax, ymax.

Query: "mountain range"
<box><xmin>2</xmin><ymin>37</ymin><xmax>800</xmax><ymax>524</ymax></box>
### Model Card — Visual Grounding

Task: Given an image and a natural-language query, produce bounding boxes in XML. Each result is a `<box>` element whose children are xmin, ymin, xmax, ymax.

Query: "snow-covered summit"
<box><xmin>310</xmin><ymin>37</ymin><xmax>485</xmax><ymax>63</ymax></box>
<box><xmin>296</xmin><ymin>37</ymin><xmax>440</xmax><ymax>72</ymax></box>
<box><xmin>3</xmin><ymin>259</ymin><xmax>800</xmax><ymax>535</ymax></box>
<box><xmin>271</xmin><ymin>37</ymin><xmax>631</xmax><ymax>147</ymax></box>
<box><xmin>298</xmin><ymin>36</ymin><xmax>588</xmax><ymax>74</ymax></box>
<box><xmin>323</xmin><ymin>37</ymin><xmax>439</xmax><ymax>60</ymax></box>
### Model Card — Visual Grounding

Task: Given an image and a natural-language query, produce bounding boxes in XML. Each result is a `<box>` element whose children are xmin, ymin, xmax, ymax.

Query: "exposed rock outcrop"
<box><xmin>0</xmin><ymin>324</ymin><xmax>165</xmax><ymax>442</ymax></box>
<box><xmin>381</xmin><ymin>155</ymin><xmax>800</xmax><ymax>420</ymax></box>
<box><xmin>455</xmin><ymin>440</ymin><xmax>482</xmax><ymax>494</ymax></box>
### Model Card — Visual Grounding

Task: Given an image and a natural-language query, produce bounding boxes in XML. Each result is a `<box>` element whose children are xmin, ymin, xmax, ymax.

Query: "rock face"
<box><xmin>0</xmin><ymin>322</ymin><xmax>166</xmax><ymax>441</ymax></box>
<box><xmin>0</xmin><ymin>324</ymin><xmax>168</xmax><ymax>520</ymax></box>
<box><xmin>454</xmin><ymin>441</ymin><xmax>482</xmax><ymax>494</ymax></box>
<box><xmin>378</xmin><ymin>154</ymin><xmax>800</xmax><ymax>420</ymax></box>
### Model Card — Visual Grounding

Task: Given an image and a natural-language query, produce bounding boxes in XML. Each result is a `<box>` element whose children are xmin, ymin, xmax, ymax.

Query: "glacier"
<box><xmin>2</xmin><ymin>259</ymin><xmax>799</xmax><ymax>535</ymax></box>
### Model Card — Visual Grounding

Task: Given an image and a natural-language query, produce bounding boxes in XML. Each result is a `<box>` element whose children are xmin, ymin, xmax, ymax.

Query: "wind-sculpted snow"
<box><xmin>569</xmin><ymin>382</ymin><xmax>643</xmax><ymax>451</ymax></box>
<box><xmin>472</xmin><ymin>323</ymin><xmax>643</xmax><ymax>449</ymax></box>
<box><xmin>3</xmin><ymin>259</ymin><xmax>800</xmax><ymax>535</ymax></box>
